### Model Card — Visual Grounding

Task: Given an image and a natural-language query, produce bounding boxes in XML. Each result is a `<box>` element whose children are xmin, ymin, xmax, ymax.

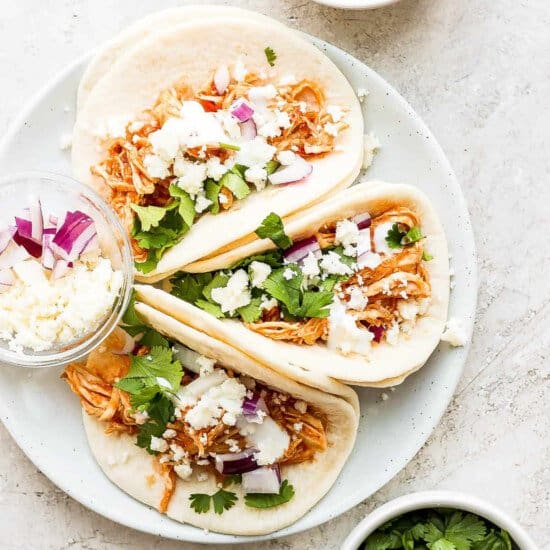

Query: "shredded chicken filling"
<box><xmin>63</xmin><ymin>331</ymin><xmax>327</xmax><ymax>513</ymax></box>
<box><xmin>247</xmin><ymin>207</ymin><xmax>431</xmax><ymax>346</ymax></box>
<box><xmin>91</xmin><ymin>72</ymin><xmax>345</xmax><ymax>261</ymax></box>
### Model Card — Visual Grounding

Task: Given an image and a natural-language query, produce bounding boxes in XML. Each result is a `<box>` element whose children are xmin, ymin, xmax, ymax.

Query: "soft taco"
<box><xmin>77</xmin><ymin>6</ymin><xmax>290</xmax><ymax>112</ymax></box>
<box><xmin>63</xmin><ymin>301</ymin><xmax>358</xmax><ymax>535</ymax></box>
<box><xmin>135</xmin><ymin>182</ymin><xmax>450</xmax><ymax>386</ymax></box>
<box><xmin>71</xmin><ymin>14</ymin><xmax>364</xmax><ymax>283</ymax></box>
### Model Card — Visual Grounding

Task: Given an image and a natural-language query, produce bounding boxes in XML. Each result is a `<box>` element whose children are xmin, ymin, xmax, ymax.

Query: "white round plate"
<box><xmin>0</xmin><ymin>35</ymin><xmax>476</xmax><ymax>544</ymax></box>
<box><xmin>312</xmin><ymin>0</ymin><xmax>400</xmax><ymax>10</ymax></box>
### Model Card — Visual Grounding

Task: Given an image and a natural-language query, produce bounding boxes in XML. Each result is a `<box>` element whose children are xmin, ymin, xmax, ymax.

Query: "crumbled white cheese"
<box><xmin>398</xmin><ymin>300</ymin><xmax>420</xmax><ymax>321</ymax></box>
<box><xmin>294</xmin><ymin>400</ymin><xmax>307</xmax><ymax>414</ymax></box>
<box><xmin>244</xmin><ymin>416</ymin><xmax>290</xmax><ymax>466</ymax></box>
<box><xmin>206</xmin><ymin>157</ymin><xmax>228</xmax><ymax>181</ymax></box>
<box><xmin>385</xmin><ymin>321</ymin><xmax>400</xmax><ymax>345</ymax></box>
<box><xmin>248</xmin><ymin>85</ymin><xmax>278</xmax><ymax>106</ymax></box>
<box><xmin>279</xmin><ymin>74</ymin><xmax>297</xmax><ymax>86</ymax></box>
<box><xmin>170</xmin><ymin>443</ymin><xmax>187</xmax><ymax>463</ymax></box>
<box><xmin>244</xmin><ymin>165</ymin><xmax>268</xmax><ymax>190</ymax></box>
<box><xmin>324</xmin><ymin>122</ymin><xmax>340</xmax><ymax>137</ymax></box>
<box><xmin>174</xmin><ymin>158</ymin><xmax>208</xmax><ymax>197</ymax></box>
<box><xmin>277</xmin><ymin>150</ymin><xmax>297</xmax><ymax>166</ymax></box>
<box><xmin>196</xmin><ymin>355</ymin><xmax>216</xmax><ymax>376</ymax></box>
<box><xmin>249</xmin><ymin>261</ymin><xmax>272</xmax><ymax>288</ymax></box>
<box><xmin>185</xmin><ymin>377</ymin><xmax>247</xmax><ymax>430</ymax></box>
<box><xmin>232</xmin><ymin>58</ymin><xmax>248</xmax><ymax>81</ymax></box>
<box><xmin>174</xmin><ymin>462</ymin><xmax>193</xmax><ymax>480</ymax></box>
<box><xmin>347</xmin><ymin>286</ymin><xmax>368</xmax><ymax>311</ymax></box>
<box><xmin>210</xmin><ymin>269</ymin><xmax>251</xmax><ymax>314</ymax></box>
<box><xmin>301</xmin><ymin>252</ymin><xmax>320</xmax><ymax>279</ymax></box>
<box><xmin>235</xmin><ymin>137</ymin><xmax>277</xmax><ymax>168</ymax></box>
<box><xmin>358</xmin><ymin>251</ymin><xmax>382</xmax><ymax>270</ymax></box>
<box><xmin>260</xmin><ymin>295</ymin><xmax>278</xmax><ymax>311</ymax></box>
<box><xmin>363</xmin><ymin>133</ymin><xmax>380</xmax><ymax>170</ymax></box>
<box><xmin>0</xmin><ymin>258</ymin><xmax>123</xmax><ymax>353</ymax></box>
<box><xmin>143</xmin><ymin>154</ymin><xmax>171</xmax><ymax>179</ymax></box>
<box><xmin>335</xmin><ymin>219</ymin><xmax>360</xmax><ymax>256</ymax></box>
<box><xmin>194</xmin><ymin>194</ymin><xmax>213</xmax><ymax>214</ymax></box>
<box><xmin>133</xmin><ymin>410</ymin><xmax>149</xmax><ymax>425</ymax></box>
<box><xmin>320</xmin><ymin>251</ymin><xmax>353</xmax><ymax>276</ymax></box>
<box><xmin>327</xmin><ymin>299</ymin><xmax>373</xmax><ymax>355</ymax></box>
<box><xmin>293</xmin><ymin>422</ymin><xmax>303</xmax><ymax>432</ymax></box>
<box><xmin>326</xmin><ymin>105</ymin><xmax>344</xmax><ymax>123</ymax></box>
<box><xmin>283</xmin><ymin>267</ymin><xmax>295</xmax><ymax>280</ymax></box>
<box><xmin>150</xmin><ymin>436</ymin><xmax>169</xmax><ymax>453</ymax></box>
<box><xmin>163</xmin><ymin>429</ymin><xmax>177</xmax><ymax>439</ymax></box>
<box><xmin>441</xmin><ymin>317</ymin><xmax>467</xmax><ymax>346</ymax></box>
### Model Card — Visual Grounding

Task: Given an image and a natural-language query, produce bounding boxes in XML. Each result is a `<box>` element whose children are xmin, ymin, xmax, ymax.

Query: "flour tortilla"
<box><xmin>135</xmin><ymin>182</ymin><xmax>450</xmax><ymax>386</ymax></box>
<box><xmin>83</xmin><ymin>303</ymin><xmax>358</xmax><ymax>535</ymax></box>
<box><xmin>72</xmin><ymin>15</ymin><xmax>364</xmax><ymax>283</ymax></box>
<box><xmin>77</xmin><ymin>6</ymin><xmax>289</xmax><ymax>112</ymax></box>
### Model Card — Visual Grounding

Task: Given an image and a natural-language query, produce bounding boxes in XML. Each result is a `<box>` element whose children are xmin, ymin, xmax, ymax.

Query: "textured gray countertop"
<box><xmin>0</xmin><ymin>0</ymin><xmax>549</xmax><ymax>548</ymax></box>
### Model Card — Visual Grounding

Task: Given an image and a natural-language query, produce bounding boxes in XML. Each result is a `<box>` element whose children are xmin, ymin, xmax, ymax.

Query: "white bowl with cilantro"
<box><xmin>341</xmin><ymin>491</ymin><xmax>537</xmax><ymax>550</ymax></box>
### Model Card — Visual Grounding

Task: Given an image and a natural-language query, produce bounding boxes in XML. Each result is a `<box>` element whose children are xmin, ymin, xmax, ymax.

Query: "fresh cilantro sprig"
<box><xmin>361</xmin><ymin>508</ymin><xmax>514</xmax><ymax>550</ymax></box>
<box><xmin>255</xmin><ymin>212</ymin><xmax>293</xmax><ymax>250</ymax></box>
<box><xmin>189</xmin><ymin>489</ymin><xmax>238</xmax><ymax>515</ymax></box>
<box><xmin>264</xmin><ymin>46</ymin><xmax>277</xmax><ymax>67</ymax></box>
<box><xmin>244</xmin><ymin>479</ymin><xmax>295</xmax><ymax>509</ymax></box>
<box><xmin>385</xmin><ymin>223</ymin><xmax>424</xmax><ymax>250</ymax></box>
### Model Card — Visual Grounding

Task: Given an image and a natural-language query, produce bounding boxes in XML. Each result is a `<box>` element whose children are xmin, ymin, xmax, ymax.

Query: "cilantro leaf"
<box><xmin>134</xmin><ymin>392</ymin><xmax>175</xmax><ymax>454</ymax></box>
<box><xmin>189</xmin><ymin>489</ymin><xmax>237</xmax><ymax>515</ymax></box>
<box><xmin>212</xmin><ymin>489</ymin><xmax>238</xmax><ymax>514</ymax></box>
<box><xmin>116</xmin><ymin>346</ymin><xmax>183</xmax><ymax>393</ymax></box>
<box><xmin>205</xmin><ymin>179</ymin><xmax>222</xmax><ymax>214</ymax></box>
<box><xmin>402</xmin><ymin>226</ymin><xmax>424</xmax><ymax>245</ymax></box>
<box><xmin>220</xmin><ymin>172</ymin><xmax>250</xmax><ymax>200</ymax></box>
<box><xmin>134</xmin><ymin>249</ymin><xmax>162</xmax><ymax>274</ymax></box>
<box><xmin>298</xmin><ymin>290</ymin><xmax>334</xmax><ymax>318</ymax></box>
<box><xmin>385</xmin><ymin>223</ymin><xmax>405</xmax><ymax>249</ymax></box>
<box><xmin>264</xmin><ymin>46</ymin><xmax>277</xmax><ymax>67</ymax></box>
<box><xmin>170</xmin><ymin>272</ymin><xmax>214</xmax><ymax>304</ymax></box>
<box><xmin>265</xmin><ymin>159</ymin><xmax>280</xmax><ymax>175</ymax></box>
<box><xmin>423</xmin><ymin>250</ymin><xmax>434</xmax><ymax>261</ymax></box>
<box><xmin>255</xmin><ymin>212</ymin><xmax>293</xmax><ymax>250</ymax></box>
<box><xmin>364</xmin><ymin>532</ymin><xmax>402</xmax><ymax>550</ymax></box>
<box><xmin>189</xmin><ymin>493</ymin><xmax>212</xmax><ymax>514</ymax></box>
<box><xmin>237</xmin><ymin>297</ymin><xmax>263</xmax><ymax>323</ymax></box>
<box><xmin>122</xmin><ymin>290</ymin><xmax>143</xmax><ymax>327</ymax></box>
<box><xmin>202</xmin><ymin>272</ymin><xmax>230</xmax><ymax>302</ymax></box>
<box><xmin>195</xmin><ymin>299</ymin><xmax>225</xmax><ymax>318</ymax></box>
<box><xmin>169</xmin><ymin>184</ymin><xmax>196</xmax><ymax>227</ymax></box>
<box><xmin>471</xmin><ymin>530</ymin><xmax>512</xmax><ymax>550</ymax></box>
<box><xmin>222</xmin><ymin>474</ymin><xmax>242</xmax><ymax>488</ymax></box>
<box><xmin>444</xmin><ymin>512</ymin><xmax>486</xmax><ymax>550</ymax></box>
<box><xmin>139</xmin><ymin>329</ymin><xmax>169</xmax><ymax>349</ymax></box>
<box><xmin>245</xmin><ymin>479</ymin><xmax>294</xmax><ymax>509</ymax></box>
<box><xmin>231</xmin><ymin>250</ymin><xmax>284</xmax><ymax>269</ymax></box>
<box><xmin>130</xmin><ymin>204</ymin><xmax>169</xmax><ymax>232</ymax></box>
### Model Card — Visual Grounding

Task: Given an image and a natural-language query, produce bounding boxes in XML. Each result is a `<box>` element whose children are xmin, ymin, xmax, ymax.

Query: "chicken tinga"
<box><xmin>63</xmin><ymin>299</ymin><xmax>358</xmax><ymax>535</ymax></box>
<box><xmin>71</xmin><ymin>16</ymin><xmax>364</xmax><ymax>282</ymax></box>
<box><xmin>135</xmin><ymin>183</ymin><xmax>450</xmax><ymax>386</ymax></box>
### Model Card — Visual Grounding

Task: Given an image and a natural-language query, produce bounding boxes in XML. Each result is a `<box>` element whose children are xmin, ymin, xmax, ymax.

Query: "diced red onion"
<box><xmin>51</xmin><ymin>210</ymin><xmax>96</xmax><ymax>261</ymax></box>
<box><xmin>41</xmin><ymin>233</ymin><xmax>55</xmax><ymax>270</ymax></box>
<box><xmin>0</xmin><ymin>242</ymin><xmax>30</xmax><ymax>270</ymax></box>
<box><xmin>214</xmin><ymin>449</ymin><xmax>258</xmax><ymax>475</ymax></box>
<box><xmin>13</xmin><ymin>229</ymin><xmax>42</xmax><ymax>258</ymax></box>
<box><xmin>230</xmin><ymin>100</ymin><xmax>254</xmax><ymax>122</ymax></box>
<box><xmin>242</xmin><ymin>394</ymin><xmax>269</xmax><ymax>424</ymax></box>
<box><xmin>242</xmin><ymin>466</ymin><xmax>281</xmax><ymax>494</ymax></box>
<box><xmin>353</xmin><ymin>212</ymin><xmax>372</xmax><ymax>230</ymax></box>
<box><xmin>239</xmin><ymin>118</ymin><xmax>257</xmax><ymax>140</ymax></box>
<box><xmin>29</xmin><ymin>196</ymin><xmax>44</xmax><ymax>243</ymax></box>
<box><xmin>283</xmin><ymin>236</ymin><xmax>320</xmax><ymax>264</ymax></box>
<box><xmin>214</xmin><ymin>65</ymin><xmax>230</xmax><ymax>95</ymax></box>
<box><xmin>368</xmin><ymin>325</ymin><xmax>384</xmax><ymax>343</ymax></box>
<box><xmin>52</xmin><ymin>259</ymin><xmax>70</xmax><ymax>279</ymax></box>
<box><xmin>268</xmin><ymin>157</ymin><xmax>313</xmax><ymax>185</ymax></box>
<box><xmin>14</xmin><ymin>217</ymin><xmax>32</xmax><ymax>239</ymax></box>
<box><xmin>113</xmin><ymin>330</ymin><xmax>136</xmax><ymax>355</ymax></box>
<box><xmin>0</xmin><ymin>227</ymin><xmax>16</xmax><ymax>254</ymax></box>
<box><xmin>81</xmin><ymin>234</ymin><xmax>99</xmax><ymax>255</ymax></box>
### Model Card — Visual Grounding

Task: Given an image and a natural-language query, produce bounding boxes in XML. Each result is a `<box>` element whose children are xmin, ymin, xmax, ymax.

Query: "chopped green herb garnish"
<box><xmin>264</xmin><ymin>46</ymin><xmax>277</xmax><ymax>67</ymax></box>
<box><xmin>245</xmin><ymin>479</ymin><xmax>295</xmax><ymax>509</ymax></box>
<box><xmin>189</xmin><ymin>489</ymin><xmax>238</xmax><ymax>515</ymax></box>
<box><xmin>220</xmin><ymin>171</ymin><xmax>251</xmax><ymax>200</ymax></box>
<box><xmin>130</xmin><ymin>204</ymin><xmax>169</xmax><ymax>232</ymax></box>
<box><xmin>361</xmin><ymin>508</ymin><xmax>515</xmax><ymax>550</ymax></box>
<box><xmin>222</xmin><ymin>474</ymin><xmax>242</xmax><ymax>488</ymax></box>
<box><xmin>219</xmin><ymin>142</ymin><xmax>241</xmax><ymax>151</ymax></box>
<box><xmin>254</xmin><ymin>212</ymin><xmax>293</xmax><ymax>250</ymax></box>
<box><xmin>422</xmin><ymin>250</ymin><xmax>434</xmax><ymax>261</ymax></box>
<box><xmin>169</xmin><ymin>184</ymin><xmax>196</xmax><ymax>227</ymax></box>
<box><xmin>385</xmin><ymin>223</ymin><xmax>424</xmax><ymax>250</ymax></box>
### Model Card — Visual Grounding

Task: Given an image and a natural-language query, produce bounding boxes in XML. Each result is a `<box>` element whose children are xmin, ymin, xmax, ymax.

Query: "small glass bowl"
<box><xmin>0</xmin><ymin>171</ymin><xmax>133</xmax><ymax>368</ymax></box>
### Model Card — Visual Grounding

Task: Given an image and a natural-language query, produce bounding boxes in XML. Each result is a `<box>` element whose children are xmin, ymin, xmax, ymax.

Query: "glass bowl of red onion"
<box><xmin>0</xmin><ymin>171</ymin><xmax>133</xmax><ymax>368</ymax></box>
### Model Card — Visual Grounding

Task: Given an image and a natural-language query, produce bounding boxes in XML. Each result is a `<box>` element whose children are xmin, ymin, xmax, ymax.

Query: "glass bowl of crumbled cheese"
<box><xmin>0</xmin><ymin>171</ymin><xmax>133</xmax><ymax>368</ymax></box>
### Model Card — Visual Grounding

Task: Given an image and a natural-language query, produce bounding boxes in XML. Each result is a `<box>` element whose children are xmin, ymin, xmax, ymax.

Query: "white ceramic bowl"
<box><xmin>312</xmin><ymin>0</ymin><xmax>400</xmax><ymax>10</ymax></box>
<box><xmin>342</xmin><ymin>491</ymin><xmax>537</xmax><ymax>550</ymax></box>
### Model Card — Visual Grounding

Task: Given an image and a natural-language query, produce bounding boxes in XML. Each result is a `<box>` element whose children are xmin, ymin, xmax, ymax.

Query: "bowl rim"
<box><xmin>341</xmin><ymin>490</ymin><xmax>538</xmax><ymax>550</ymax></box>
<box><xmin>0</xmin><ymin>170</ymin><xmax>133</xmax><ymax>368</ymax></box>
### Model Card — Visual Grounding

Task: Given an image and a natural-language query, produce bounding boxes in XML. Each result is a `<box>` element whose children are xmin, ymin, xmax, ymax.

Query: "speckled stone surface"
<box><xmin>1</xmin><ymin>0</ymin><xmax>549</xmax><ymax>548</ymax></box>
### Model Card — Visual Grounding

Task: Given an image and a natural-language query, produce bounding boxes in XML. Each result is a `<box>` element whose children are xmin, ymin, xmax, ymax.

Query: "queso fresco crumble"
<box><xmin>0</xmin><ymin>199</ymin><xmax>123</xmax><ymax>353</ymax></box>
